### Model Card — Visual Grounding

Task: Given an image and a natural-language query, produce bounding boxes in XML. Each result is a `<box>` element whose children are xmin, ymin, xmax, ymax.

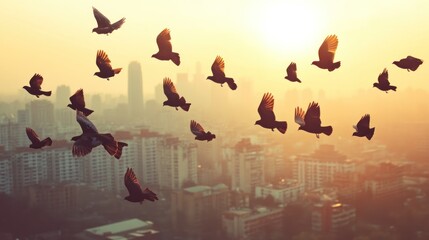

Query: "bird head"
<box><xmin>94</xmin><ymin>72</ymin><xmax>100</xmax><ymax>77</ymax></box>
<box><xmin>23</xmin><ymin>86</ymin><xmax>30</xmax><ymax>91</ymax></box>
<box><xmin>67</xmin><ymin>104</ymin><xmax>75</xmax><ymax>109</ymax></box>
<box><xmin>392</xmin><ymin>61</ymin><xmax>399</xmax><ymax>65</ymax></box>
<box><xmin>124</xmin><ymin>196</ymin><xmax>131</xmax><ymax>201</ymax></box>
<box><xmin>151</xmin><ymin>54</ymin><xmax>156</xmax><ymax>58</ymax></box>
<box><xmin>352</xmin><ymin>132</ymin><xmax>358</xmax><ymax>136</ymax></box>
<box><xmin>163</xmin><ymin>101</ymin><xmax>167</xmax><ymax>106</ymax></box>
<box><xmin>255</xmin><ymin>120</ymin><xmax>261</xmax><ymax>126</ymax></box>
<box><xmin>92</xmin><ymin>28</ymin><xmax>97</xmax><ymax>33</ymax></box>
<box><xmin>311</xmin><ymin>61</ymin><xmax>317</xmax><ymax>65</ymax></box>
<box><xmin>207</xmin><ymin>76</ymin><xmax>214</xmax><ymax>81</ymax></box>
<box><xmin>298</xmin><ymin>126</ymin><xmax>303</xmax><ymax>131</ymax></box>
<box><xmin>71</xmin><ymin>136</ymin><xmax>79</xmax><ymax>141</ymax></box>
<box><xmin>372</xmin><ymin>83</ymin><xmax>378</xmax><ymax>88</ymax></box>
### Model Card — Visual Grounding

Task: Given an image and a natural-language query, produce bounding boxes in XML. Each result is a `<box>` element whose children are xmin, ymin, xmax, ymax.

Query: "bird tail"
<box><xmin>41</xmin><ymin>91</ymin><xmax>52</xmax><ymax>96</ymax></box>
<box><xmin>113</xmin><ymin>68</ymin><xmax>122</xmax><ymax>74</ymax></box>
<box><xmin>114</xmin><ymin>142</ymin><xmax>128</xmax><ymax>159</ymax></box>
<box><xmin>226</xmin><ymin>78</ymin><xmax>237</xmax><ymax>90</ymax></box>
<box><xmin>41</xmin><ymin>137</ymin><xmax>53</xmax><ymax>147</ymax></box>
<box><xmin>143</xmin><ymin>188</ymin><xmax>159</xmax><ymax>201</ymax></box>
<box><xmin>329</xmin><ymin>62</ymin><xmax>341</xmax><ymax>71</ymax></box>
<box><xmin>81</xmin><ymin>108</ymin><xmax>94</xmax><ymax>117</ymax></box>
<box><xmin>366</xmin><ymin>127</ymin><xmax>375</xmax><ymax>140</ymax></box>
<box><xmin>171</xmin><ymin>52</ymin><xmax>180</xmax><ymax>66</ymax></box>
<box><xmin>276</xmin><ymin>121</ymin><xmax>287</xmax><ymax>134</ymax></box>
<box><xmin>100</xmin><ymin>134</ymin><xmax>118</xmax><ymax>157</ymax></box>
<box><xmin>322</xmin><ymin>126</ymin><xmax>333</xmax><ymax>136</ymax></box>
<box><xmin>179</xmin><ymin>97</ymin><xmax>191</xmax><ymax>111</ymax></box>
<box><xmin>390</xmin><ymin>86</ymin><xmax>397</xmax><ymax>91</ymax></box>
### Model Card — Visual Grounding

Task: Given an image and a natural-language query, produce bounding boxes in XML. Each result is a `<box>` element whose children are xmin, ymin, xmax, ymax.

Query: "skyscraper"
<box><xmin>128</xmin><ymin>61</ymin><xmax>143</xmax><ymax>120</ymax></box>
<box><xmin>55</xmin><ymin>85</ymin><xmax>70</xmax><ymax>109</ymax></box>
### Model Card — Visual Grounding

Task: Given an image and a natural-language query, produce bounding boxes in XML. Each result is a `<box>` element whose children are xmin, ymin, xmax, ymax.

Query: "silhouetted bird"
<box><xmin>152</xmin><ymin>29</ymin><xmax>180</xmax><ymax>66</ymax></box>
<box><xmin>124</xmin><ymin>168</ymin><xmax>158</xmax><ymax>204</ymax></box>
<box><xmin>285</xmin><ymin>62</ymin><xmax>301</xmax><ymax>83</ymax></box>
<box><xmin>207</xmin><ymin>56</ymin><xmax>237</xmax><ymax>90</ymax></box>
<box><xmin>190</xmin><ymin>120</ymin><xmax>216</xmax><ymax>141</ymax></box>
<box><xmin>94</xmin><ymin>50</ymin><xmax>122</xmax><ymax>80</ymax></box>
<box><xmin>312</xmin><ymin>35</ymin><xmax>341</xmax><ymax>71</ymax></box>
<box><xmin>295</xmin><ymin>102</ymin><xmax>333</xmax><ymax>138</ymax></box>
<box><xmin>92</xmin><ymin>7</ymin><xmax>125</xmax><ymax>35</ymax></box>
<box><xmin>373</xmin><ymin>68</ymin><xmax>396</xmax><ymax>93</ymax></box>
<box><xmin>163</xmin><ymin>78</ymin><xmax>191</xmax><ymax>111</ymax></box>
<box><xmin>26</xmin><ymin>127</ymin><xmax>52</xmax><ymax>149</ymax></box>
<box><xmin>353</xmin><ymin>114</ymin><xmax>375</xmax><ymax>140</ymax></box>
<box><xmin>71</xmin><ymin>111</ymin><xmax>128</xmax><ymax>159</ymax></box>
<box><xmin>68</xmin><ymin>89</ymin><xmax>93</xmax><ymax>116</ymax></box>
<box><xmin>23</xmin><ymin>74</ymin><xmax>52</xmax><ymax>98</ymax></box>
<box><xmin>255</xmin><ymin>93</ymin><xmax>287</xmax><ymax>134</ymax></box>
<box><xmin>393</xmin><ymin>56</ymin><xmax>423</xmax><ymax>72</ymax></box>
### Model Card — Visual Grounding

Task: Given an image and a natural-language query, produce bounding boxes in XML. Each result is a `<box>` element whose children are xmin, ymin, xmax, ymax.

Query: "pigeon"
<box><xmin>190</xmin><ymin>120</ymin><xmax>216</xmax><ymax>141</ymax></box>
<box><xmin>312</xmin><ymin>35</ymin><xmax>341</xmax><ymax>71</ymax></box>
<box><xmin>285</xmin><ymin>62</ymin><xmax>301</xmax><ymax>83</ymax></box>
<box><xmin>92</xmin><ymin>7</ymin><xmax>125</xmax><ymax>35</ymax></box>
<box><xmin>207</xmin><ymin>56</ymin><xmax>237</xmax><ymax>90</ymax></box>
<box><xmin>67</xmin><ymin>89</ymin><xmax>94</xmax><ymax>116</ymax></box>
<box><xmin>23</xmin><ymin>74</ymin><xmax>52</xmax><ymax>98</ymax></box>
<box><xmin>152</xmin><ymin>29</ymin><xmax>180</xmax><ymax>66</ymax></box>
<box><xmin>94</xmin><ymin>50</ymin><xmax>122</xmax><ymax>80</ymax></box>
<box><xmin>26</xmin><ymin>127</ymin><xmax>52</xmax><ymax>149</ymax></box>
<box><xmin>295</xmin><ymin>102</ymin><xmax>333</xmax><ymax>138</ymax></box>
<box><xmin>255</xmin><ymin>93</ymin><xmax>287</xmax><ymax>134</ymax></box>
<box><xmin>163</xmin><ymin>77</ymin><xmax>191</xmax><ymax>111</ymax></box>
<box><xmin>71</xmin><ymin>111</ymin><xmax>128</xmax><ymax>159</ymax></box>
<box><xmin>353</xmin><ymin>114</ymin><xmax>375</xmax><ymax>140</ymax></box>
<box><xmin>393</xmin><ymin>56</ymin><xmax>423</xmax><ymax>72</ymax></box>
<box><xmin>373</xmin><ymin>68</ymin><xmax>396</xmax><ymax>93</ymax></box>
<box><xmin>124</xmin><ymin>168</ymin><xmax>158</xmax><ymax>204</ymax></box>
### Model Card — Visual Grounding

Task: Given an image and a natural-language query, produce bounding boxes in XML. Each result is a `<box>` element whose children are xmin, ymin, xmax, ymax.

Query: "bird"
<box><xmin>190</xmin><ymin>120</ymin><xmax>216</xmax><ymax>141</ymax></box>
<box><xmin>67</xmin><ymin>89</ymin><xmax>94</xmax><ymax>116</ymax></box>
<box><xmin>312</xmin><ymin>35</ymin><xmax>341</xmax><ymax>71</ymax></box>
<box><xmin>207</xmin><ymin>56</ymin><xmax>237</xmax><ymax>90</ymax></box>
<box><xmin>23</xmin><ymin>74</ymin><xmax>52</xmax><ymax>98</ymax></box>
<box><xmin>353</xmin><ymin>114</ymin><xmax>375</xmax><ymax>140</ymax></box>
<box><xmin>71</xmin><ymin>111</ymin><xmax>128</xmax><ymax>159</ymax></box>
<box><xmin>163</xmin><ymin>78</ymin><xmax>191</xmax><ymax>111</ymax></box>
<box><xmin>94</xmin><ymin>50</ymin><xmax>122</xmax><ymax>80</ymax></box>
<box><xmin>373</xmin><ymin>68</ymin><xmax>396</xmax><ymax>93</ymax></box>
<box><xmin>26</xmin><ymin>127</ymin><xmax>52</xmax><ymax>149</ymax></box>
<box><xmin>294</xmin><ymin>102</ymin><xmax>333</xmax><ymax>138</ymax></box>
<box><xmin>124</xmin><ymin>168</ymin><xmax>158</xmax><ymax>204</ymax></box>
<box><xmin>152</xmin><ymin>28</ymin><xmax>180</xmax><ymax>66</ymax></box>
<box><xmin>255</xmin><ymin>93</ymin><xmax>287</xmax><ymax>134</ymax></box>
<box><xmin>393</xmin><ymin>56</ymin><xmax>423</xmax><ymax>72</ymax></box>
<box><xmin>92</xmin><ymin>7</ymin><xmax>125</xmax><ymax>35</ymax></box>
<box><xmin>285</xmin><ymin>62</ymin><xmax>301</xmax><ymax>83</ymax></box>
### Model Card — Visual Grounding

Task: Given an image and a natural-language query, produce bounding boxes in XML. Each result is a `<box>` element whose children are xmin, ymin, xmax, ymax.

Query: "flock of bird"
<box><xmin>21</xmin><ymin>6</ymin><xmax>424</xmax><ymax>204</ymax></box>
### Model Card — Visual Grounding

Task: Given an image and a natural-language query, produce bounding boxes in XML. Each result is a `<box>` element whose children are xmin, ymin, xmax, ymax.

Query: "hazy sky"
<box><xmin>1</xmin><ymin>0</ymin><xmax>429</xmax><ymax>99</ymax></box>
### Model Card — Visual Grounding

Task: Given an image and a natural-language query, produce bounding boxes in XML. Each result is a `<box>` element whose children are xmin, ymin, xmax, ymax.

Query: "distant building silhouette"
<box><xmin>0</xmin><ymin>147</ymin><xmax>12</xmax><ymax>194</ymax></box>
<box><xmin>55</xmin><ymin>85</ymin><xmax>70</xmax><ymax>109</ymax></box>
<box><xmin>128</xmin><ymin>61</ymin><xmax>143</xmax><ymax>120</ymax></box>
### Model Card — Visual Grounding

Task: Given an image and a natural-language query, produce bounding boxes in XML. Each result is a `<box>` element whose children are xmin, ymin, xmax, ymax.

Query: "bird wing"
<box><xmin>124</xmin><ymin>168</ymin><xmax>144</xmax><ymax>196</ymax></box>
<box><xmin>111</xmin><ymin>18</ymin><xmax>126</xmax><ymax>30</ymax></box>
<box><xmin>29</xmin><ymin>74</ymin><xmax>43</xmax><ymax>90</ymax></box>
<box><xmin>156</xmin><ymin>28</ymin><xmax>173</xmax><ymax>54</ymax></box>
<box><xmin>76</xmin><ymin>111</ymin><xmax>98</xmax><ymax>134</ymax></box>
<box><xmin>211</xmin><ymin>56</ymin><xmax>226</xmax><ymax>77</ymax></box>
<box><xmin>72</xmin><ymin>141</ymin><xmax>93</xmax><ymax>157</ymax></box>
<box><xmin>190</xmin><ymin>120</ymin><xmax>205</xmax><ymax>136</ymax></box>
<box><xmin>92</xmin><ymin>7</ymin><xmax>111</xmax><ymax>28</ymax></box>
<box><xmin>318</xmin><ymin>35</ymin><xmax>338</xmax><ymax>63</ymax></box>
<box><xmin>356</xmin><ymin>114</ymin><xmax>370</xmax><ymax>131</ymax></box>
<box><xmin>26</xmin><ymin>127</ymin><xmax>40</xmax><ymax>144</ymax></box>
<box><xmin>378</xmin><ymin>68</ymin><xmax>390</xmax><ymax>85</ymax></box>
<box><xmin>163</xmin><ymin>78</ymin><xmax>180</xmax><ymax>100</ymax></box>
<box><xmin>294</xmin><ymin>107</ymin><xmax>306</xmax><ymax>127</ymax></box>
<box><xmin>96</xmin><ymin>50</ymin><xmax>113</xmax><ymax>72</ymax></box>
<box><xmin>70</xmin><ymin>89</ymin><xmax>86</xmax><ymax>108</ymax></box>
<box><xmin>257</xmin><ymin>93</ymin><xmax>276</xmax><ymax>122</ymax></box>
<box><xmin>286</xmin><ymin>62</ymin><xmax>297</xmax><ymax>78</ymax></box>
<box><xmin>304</xmin><ymin>102</ymin><xmax>321</xmax><ymax>127</ymax></box>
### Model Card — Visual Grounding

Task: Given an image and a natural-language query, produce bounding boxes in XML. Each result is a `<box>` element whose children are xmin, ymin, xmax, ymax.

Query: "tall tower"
<box><xmin>55</xmin><ymin>85</ymin><xmax>70</xmax><ymax>109</ymax></box>
<box><xmin>128</xmin><ymin>61</ymin><xmax>143</xmax><ymax>120</ymax></box>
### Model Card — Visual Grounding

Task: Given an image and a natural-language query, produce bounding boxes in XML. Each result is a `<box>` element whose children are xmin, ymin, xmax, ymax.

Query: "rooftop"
<box><xmin>85</xmin><ymin>218</ymin><xmax>153</xmax><ymax>236</ymax></box>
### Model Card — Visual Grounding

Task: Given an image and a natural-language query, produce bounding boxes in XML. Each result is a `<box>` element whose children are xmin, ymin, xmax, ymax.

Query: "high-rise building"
<box><xmin>55</xmin><ymin>85</ymin><xmax>70</xmax><ymax>109</ymax></box>
<box><xmin>136</xmin><ymin>129</ymin><xmax>164</xmax><ymax>187</ymax></box>
<box><xmin>128</xmin><ymin>61</ymin><xmax>143</xmax><ymax>120</ymax></box>
<box><xmin>312</xmin><ymin>202</ymin><xmax>356</xmax><ymax>233</ymax></box>
<box><xmin>0</xmin><ymin>147</ymin><xmax>12</xmax><ymax>194</ymax></box>
<box><xmin>28</xmin><ymin>100</ymin><xmax>55</xmax><ymax>133</ymax></box>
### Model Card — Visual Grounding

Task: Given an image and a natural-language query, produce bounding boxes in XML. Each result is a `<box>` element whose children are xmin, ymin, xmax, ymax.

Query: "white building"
<box><xmin>255</xmin><ymin>179</ymin><xmax>304</xmax><ymax>204</ymax></box>
<box><xmin>0</xmin><ymin>150</ymin><xmax>12</xmax><ymax>194</ymax></box>
<box><xmin>136</xmin><ymin>130</ymin><xmax>165</xmax><ymax>187</ymax></box>
<box><xmin>12</xmin><ymin>148</ymin><xmax>48</xmax><ymax>193</ymax></box>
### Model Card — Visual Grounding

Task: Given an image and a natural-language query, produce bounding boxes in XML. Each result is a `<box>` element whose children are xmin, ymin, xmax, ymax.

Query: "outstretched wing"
<box><xmin>257</xmin><ymin>93</ymin><xmax>276</xmax><ymax>122</ymax></box>
<box><xmin>304</xmin><ymin>102</ymin><xmax>321</xmax><ymax>127</ymax></box>
<box><xmin>76</xmin><ymin>111</ymin><xmax>98</xmax><ymax>134</ymax></box>
<box><xmin>72</xmin><ymin>142</ymin><xmax>93</xmax><ymax>158</ymax></box>
<box><xmin>163</xmin><ymin>78</ymin><xmax>180</xmax><ymax>100</ymax></box>
<box><xmin>29</xmin><ymin>74</ymin><xmax>43</xmax><ymax>90</ymax></box>
<box><xmin>70</xmin><ymin>89</ymin><xmax>86</xmax><ymax>108</ymax></box>
<box><xmin>318</xmin><ymin>35</ymin><xmax>338</xmax><ymax>63</ymax></box>
<box><xmin>357</xmin><ymin>114</ymin><xmax>370</xmax><ymax>131</ymax></box>
<box><xmin>378</xmin><ymin>68</ymin><xmax>390</xmax><ymax>85</ymax></box>
<box><xmin>96</xmin><ymin>50</ymin><xmax>113</xmax><ymax>72</ymax></box>
<box><xmin>211</xmin><ymin>56</ymin><xmax>226</xmax><ymax>77</ymax></box>
<box><xmin>111</xmin><ymin>18</ymin><xmax>126</xmax><ymax>30</ymax></box>
<box><xmin>294</xmin><ymin>107</ymin><xmax>306</xmax><ymax>127</ymax></box>
<box><xmin>92</xmin><ymin>7</ymin><xmax>111</xmax><ymax>28</ymax></box>
<box><xmin>156</xmin><ymin>28</ymin><xmax>173</xmax><ymax>54</ymax></box>
<box><xmin>286</xmin><ymin>62</ymin><xmax>297</xmax><ymax>78</ymax></box>
<box><xmin>190</xmin><ymin>120</ymin><xmax>205</xmax><ymax>136</ymax></box>
<box><xmin>124</xmin><ymin>168</ymin><xmax>144</xmax><ymax>196</ymax></box>
<box><xmin>26</xmin><ymin>127</ymin><xmax>40</xmax><ymax>144</ymax></box>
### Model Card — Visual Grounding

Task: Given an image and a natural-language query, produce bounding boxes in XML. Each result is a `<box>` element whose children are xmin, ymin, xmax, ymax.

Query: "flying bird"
<box><xmin>353</xmin><ymin>114</ymin><xmax>375</xmax><ymax>140</ymax></box>
<box><xmin>163</xmin><ymin>78</ymin><xmax>191</xmax><ymax>111</ymax></box>
<box><xmin>92</xmin><ymin>7</ymin><xmax>125</xmax><ymax>35</ymax></box>
<box><xmin>152</xmin><ymin>28</ymin><xmax>180</xmax><ymax>66</ymax></box>
<box><xmin>68</xmin><ymin>89</ymin><xmax>94</xmax><ymax>116</ymax></box>
<box><xmin>124</xmin><ymin>168</ymin><xmax>158</xmax><ymax>204</ymax></box>
<box><xmin>190</xmin><ymin>120</ymin><xmax>216</xmax><ymax>141</ymax></box>
<box><xmin>26</xmin><ymin>127</ymin><xmax>52</xmax><ymax>149</ymax></box>
<box><xmin>94</xmin><ymin>50</ymin><xmax>122</xmax><ymax>80</ymax></box>
<box><xmin>207</xmin><ymin>56</ymin><xmax>237</xmax><ymax>90</ymax></box>
<box><xmin>373</xmin><ymin>68</ymin><xmax>396</xmax><ymax>93</ymax></box>
<box><xmin>312</xmin><ymin>35</ymin><xmax>341</xmax><ymax>71</ymax></box>
<box><xmin>285</xmin><ymin>62</ymin><xmax>301</xmax><ymax>83</ymax></box>
<box><xmin>71</xmin><ymin>111</ymin><xmax>128</xmax><ymax>159</ymax></box>
<box><xmin>23</xmin><ymin>74</ymin><xmax>52</xmax><ymax>98</ymax></box>
<box><xmin>393</xmin><ymin>56</ymin><xmax>423</xmax><ymax>72</ymax></box>
<box><xmin>255</xmin><ymin>93</ymin><xmax>287</xmax><ymax>134</ymax></box>
<box><xmin>294</xmin><ymin>102</ymin><xmax>333</xmax><ymax>138</ymax></box>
